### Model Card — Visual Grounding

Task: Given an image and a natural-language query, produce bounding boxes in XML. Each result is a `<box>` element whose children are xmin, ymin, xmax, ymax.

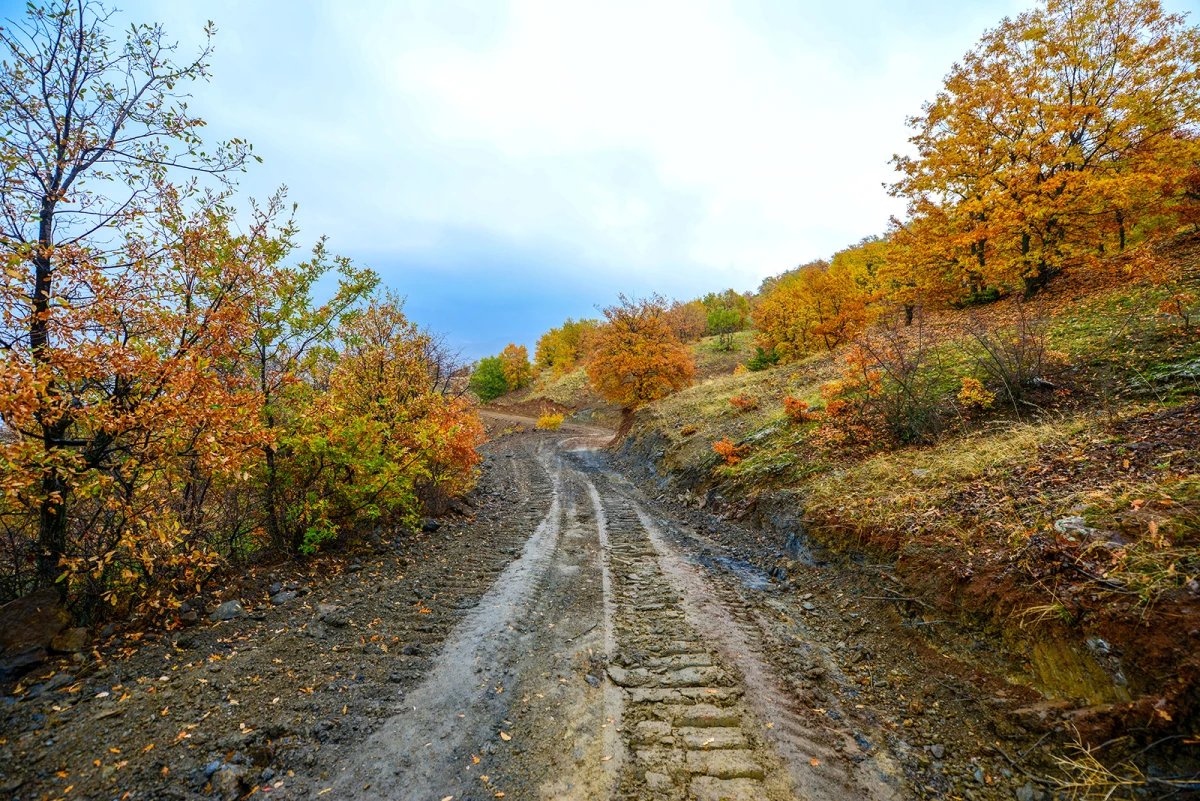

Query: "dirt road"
<box><xmin>1</xmin><ymin>424</ymin><xmax>1058</xmax><ymax>801</ymax></box>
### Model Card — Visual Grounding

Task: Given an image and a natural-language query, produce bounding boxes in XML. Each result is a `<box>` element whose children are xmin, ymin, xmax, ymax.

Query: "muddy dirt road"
<box><xmin>2</xmin><ymin>423</ymin><xmax>1064</xmax><ymax>801</ymax></box>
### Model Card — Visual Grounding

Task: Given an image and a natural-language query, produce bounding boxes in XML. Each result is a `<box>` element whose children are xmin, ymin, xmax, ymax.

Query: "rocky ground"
<box><xmin>1</xmin><ymin>420</ymin><xmax>1193</xmax><ymax>800</ymax></box>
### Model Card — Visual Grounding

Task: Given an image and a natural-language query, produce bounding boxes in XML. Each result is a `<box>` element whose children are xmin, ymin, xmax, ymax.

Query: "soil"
<box><xmin>2</xmin><ymin>418</ymin><xmax>1195</xmax><ymax>800</ymax></box>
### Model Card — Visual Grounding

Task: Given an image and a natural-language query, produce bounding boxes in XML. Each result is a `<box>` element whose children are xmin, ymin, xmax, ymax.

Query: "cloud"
<box><xmin>7</xmin><ymin>0</ymin><xmax>1116</xmax><ymax>355</ymax></box>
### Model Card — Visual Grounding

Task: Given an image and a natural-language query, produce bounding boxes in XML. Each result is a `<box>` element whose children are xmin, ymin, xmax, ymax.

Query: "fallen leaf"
<box><xmin>499</xmin><ymin>731</ymin><xmax>511</xmax><ymax>741</ymax></box>
<box><xmin>811</xmin><ymin>758</ymin><xmax>821</xmax><ymax>767</ymax></box>
<box><xmin>601</xmin><ymin>756</ymin><xmax>612</xmax><ymax>761</ymax></box>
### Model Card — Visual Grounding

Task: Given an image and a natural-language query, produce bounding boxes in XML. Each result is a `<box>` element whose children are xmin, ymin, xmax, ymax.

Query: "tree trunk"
<box><xmin>263</xmin><ymin>445</ymin><xmax>287</xmax><ymax>554</ymax></box>
<box><xmin>32</xmin><ymin>207</ymin><xmax>70</xmax><ymax>595</ymax></box>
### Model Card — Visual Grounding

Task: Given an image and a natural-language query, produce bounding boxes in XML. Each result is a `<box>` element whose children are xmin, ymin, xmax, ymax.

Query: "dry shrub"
<box><xmin>535</xmin><ymin>413</ymin><xmax>564</xmax><ymax>430</ymax></box>
<box><xmin>782</xmin><ymin>396</ymin><xmax>819</xmax><ymax>422</ymax></box>
<box><xmin>712</xmin><ymin>438</ymin><xmax>746</xmax><ymax>465</ymax></box>
<box><xmin>822</xmin><ymin>315</ymin><xmax>947</xmax><ymax>444</ymax></box>
<box><xmin>729</xmin><ymin>394</ymin><xmax>759</xmax><ymax>412</ymax></box>
<box><xmin>680</xmin><ymin>425</ymin><xmax>698</xmax><ymax>437</ymax></box>
<box><xmin>965</xmin><ymin>299</ymin><xmax>1050</xmax><ymax>413</ymax></box>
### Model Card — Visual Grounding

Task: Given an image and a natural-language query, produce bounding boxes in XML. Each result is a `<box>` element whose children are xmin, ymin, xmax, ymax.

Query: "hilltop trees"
<box><xmin>469</xmin><ymin>342</ymin><xmax>534</xmax><ymax>401</ymax></box>
<box><xmin>534</xmin><ymin>318</ymin><xmax>598</xmax><ymax>376</ymax></box>
<box><xmin>500</xmin><ymin>344</ymin><xmax>534</xmax><ymax>390</ymax></box>
<box><xmin>586</xmin><ymin>295</ymin><xmax>695</xmax><ymax>412</ymax></box>
<box><xmin>891</xmin><ymin>0</ymin><xmax>1200</xmax><ymax>296</ymax></box>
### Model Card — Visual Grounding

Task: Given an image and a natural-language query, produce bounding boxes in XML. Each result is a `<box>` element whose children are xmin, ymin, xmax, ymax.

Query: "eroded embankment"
<box><xmin>614</xmin><ymin>415</ymin><xmax>1200</xmax><ymax>756</ymax></box>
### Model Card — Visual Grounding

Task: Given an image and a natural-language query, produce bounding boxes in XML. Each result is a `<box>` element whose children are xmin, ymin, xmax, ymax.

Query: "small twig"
<box><xmin>862</xmin><ymin>594</ymin><xmax>934</xmax><ymax>609</ymax></box>
<box><xmin>566</xmin><ymin>623</ymin><xmax>598</xmax><ymax>642</ymax></box>
<box><xmin>1019</xmin><ymin>729</ymin><xmax>1057</xmax><ymax>760</ymax></box>
<box><xmin>989</xmin><ymin>744</ymin><xmax>1063</xmax><ymax>788</ymax></box>
<box><xmin>908</xmin><ymin>619</ymin><xmax>950</xmax><ymax>627</ymax></box>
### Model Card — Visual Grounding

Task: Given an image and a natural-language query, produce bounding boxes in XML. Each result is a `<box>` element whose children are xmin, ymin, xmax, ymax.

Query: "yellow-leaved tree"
<box><xmin>891</xmin><ymin>0</ymin><xmax>1200</xmax><ymax>296</ymax></box>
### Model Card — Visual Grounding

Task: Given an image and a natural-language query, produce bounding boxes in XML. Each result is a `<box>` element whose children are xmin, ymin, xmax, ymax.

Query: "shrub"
<box><xmin>712</xmin><ymin>438</ymin><xmax>746</xmax><ymax>465</ymax></box>
<box><xmin>783</xmin><ymin>396</ymin><xmax>818</xmax><ymax>422</ymax></box>
<box><xmin>746</xmin><ymin>346</ymin><xmax>780</xmax><ymax>371</ymax></box>
<box><xmin>535</xmin><ymin>412</ymin><xmax>564</xmax><ymax>430</ymax></box>
<box><xmin>729</xmin><ymin>394</ymin><xmax>759</xmax><ymax>412</ymax></box>
<box><xmin>470</xmin><ymin>356</ymin><xmax>510</xmax><ymax>401</ymax></box>
<box><xmin>680</xmin><ymin>425</ymin><xmax>698</xmax><ymax>436</ymax></box>
<box><xmin>824</xmin><ymin>316</ymin><xmax>948</xmax><ymax>444</ymax></box>
<box><xmin>964</xmin><ymin>300</ymin><xmax>1049</xmax><ymax>413</ymax></box>
<box><xmin>957</xmin><ymin>377</ymin><xmax>995</xmax><ymax>410</ymax></box>
<box><xmin>1158</xmin><ymin>290</ymin><xmax>1196</xmax><ymax>329</ymax></box>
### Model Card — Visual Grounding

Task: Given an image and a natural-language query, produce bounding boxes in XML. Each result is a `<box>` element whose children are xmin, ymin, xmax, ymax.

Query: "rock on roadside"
<box><xmin>209</xmin><ymin>601</ymin><xmax>247</xmax><ymax>622</ymax></box>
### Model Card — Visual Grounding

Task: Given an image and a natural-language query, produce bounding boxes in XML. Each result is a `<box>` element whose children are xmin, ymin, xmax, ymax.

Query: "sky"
<box><xmin>4</xmin><ymin>0</ymin><xmax>1199</xmax><ymax>358</ymax></box>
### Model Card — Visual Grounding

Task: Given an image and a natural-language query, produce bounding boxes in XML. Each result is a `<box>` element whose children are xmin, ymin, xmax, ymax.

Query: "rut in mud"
<box><xmin>326</xmin><ymin>433</ymin><xmax>904</xmax><ymax>801</ymax></box>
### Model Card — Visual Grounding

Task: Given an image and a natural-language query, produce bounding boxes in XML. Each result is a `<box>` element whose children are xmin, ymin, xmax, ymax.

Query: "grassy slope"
<box><xmin>623</xmin><ymin>233</ymin><xmax>1200</xmax><ymax>736</ymax></box>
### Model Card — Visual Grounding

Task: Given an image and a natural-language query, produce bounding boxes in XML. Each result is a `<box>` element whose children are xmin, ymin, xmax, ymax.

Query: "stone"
<box><xmin>44</xmin><ymin>671</ymin><xmax>74</xmax><ymax>692</ymax></box>
<box><xmin>802</xmin><ymin>602</ymin><xmax>817</xmax><ymax>612</ymax></box>
<box><xmin>0</xmin><ymin>645</ymin><xmax>47</xmax><ymax>681</ymax></box>
<box><xmin>209</xmin><ymin>601</ymin><xmax>246</xmax><ymax>621</ymax></box>
<box><xmin>685</xmin><ymin>750</ymin><xmax>764</xmax><ymax>779</ymax></box>
<box><xmin>0</xmin><ymin>588</ymin><xmax>70</xmax><ymax>652</ymax></box>
<box><xmin>679</xmin><ymin>727</ymin><xmax>748</xmax><ymax>750</ymax></box>
<box><xmin>401</xmin><ymin>642</ymin><xmax>423</xmax><ymax>656</ymax></box>
<box><xmin>212</xmin><ymin>764</ymin><xmax>249</xmax><ymax>801</ymax></box>
<box><xmin>930</xmin><ymin>743</ymin><xmax>945</xmax><ymax>759</ymax></box>
<box><xmin>317</xmin><ymin>604</ymin><xmax>348</xmax><ymax>627</ymax></box>
<box><xmin>269</xmin><ymin>591</ymin><xmax>297</xmax><ymax>606</ymax></box>
<box><xmin>49</xmin><ymin>627</ymin><xmax>88</xmax><ymax>654</ymax></box>
<box><xmin>690</xmin><ymin>776</ymin><xmax>763</xmax><ymax>801</ymax></box>
<box><xmin>178</xmin><ymin>610</ymin><xmax>199</xmax><ymax>626</ymax></box>
<box><xmin>1015</xmin><ymin>783</ymin><xmax>1035</xmax><ymax>801</ymax></box>
<box><xmin>420</xmin><ymin>518</ymin><xmax>441</xmax><ymax>533</ymax></box>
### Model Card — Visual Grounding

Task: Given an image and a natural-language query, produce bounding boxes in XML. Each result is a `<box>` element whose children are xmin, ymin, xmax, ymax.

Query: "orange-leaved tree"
<box><xmin>0</xmin><ymin>0</ymin><xmax>259</xmax><ymax>601</ymax></box>
<box><xmin>585</xmin><ymin>295</ymin><xmax>695</xmax><ymax>422</ymax></box>
<box><xmin>891</xmin><ymin>0</ymin><xmax>1200</xmax><ymax>296</ymax></box>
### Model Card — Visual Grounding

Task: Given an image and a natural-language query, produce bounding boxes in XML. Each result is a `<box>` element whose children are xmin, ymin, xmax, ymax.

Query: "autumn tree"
<box><xmin>664</xmin><ymin>300</ymin><xmax>707</xmax><ymax>343</ymax></box>
<box><xmin>753</xmin><ymin>247</ymin><xmax>877</xmax><ymax>360</ymax></box>
<box><xmin>585</xmin><ymin>295</ymin><xmax>695</xmax><ymax>417</ymax></box>
<box><xmin>892</xmin><ymin>0</ymin><xmax>1200</xmax><ymax>296</ymax></box>
<box><xmin>499</xmin><ymin>343</ymin><xmax>533</xmax><ymax>390</ymax></box>
<box><xmin>240</xmin><ymin>212</ymin><xmax>377</xmax><ymax>554</ymax></box>
<box><xmin>534</xmin><ymin>318</ymin><xmax>598</xmax><ymax>376</ymax></box>
<box><xmin>277</xmin><ymin>293</ymin><xmax>483</xmax><ymax>551</ymax></box>
<box><xmin>0</xmin><ymin>0</ymin><xmax>258</xmax><ymax>593</ymax></box>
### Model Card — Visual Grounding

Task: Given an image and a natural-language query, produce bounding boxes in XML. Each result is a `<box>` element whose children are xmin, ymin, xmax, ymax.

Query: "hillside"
<box><xmin>608</xmin><ymin>235</ymin><xmax>1200</xmax><ymax>758</ymax></box>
